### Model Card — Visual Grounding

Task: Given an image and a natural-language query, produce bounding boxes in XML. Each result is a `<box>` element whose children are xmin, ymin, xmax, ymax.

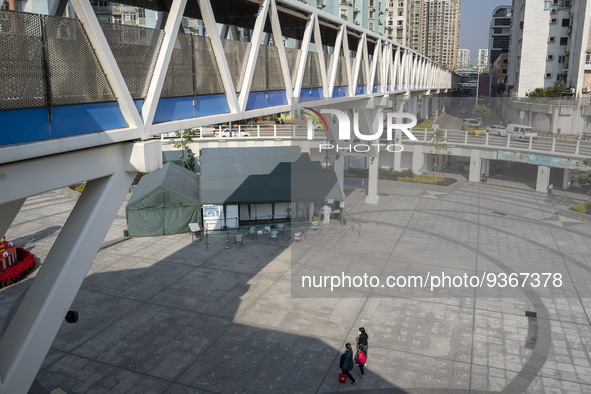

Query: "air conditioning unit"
<box><xmin>567</xmin><ymin>27</ymin><xmax>572</xmax><ymax>34</ymax></box>
<box><xmin>551</xmin><ymin>9</ymin><xmax>557</xmax><ymax>13</ymax></box>
<box><xmin>559</xmin><ymin>2</ymin><xmax>564</xmax><ymax>7</ymax></box>
<box><xmin>354</xmin><ymin>7</ymin><xmax>360</xmax><ymax>12</ymax></box>
<box><xmin>354</xmin><ymin>20</ymin><xmax>360</xmax><ymax>25</ymax></box>
<box><xmin>582</xmin><ymin>87</ymin><xmax>589</xmax><ymax>93</ymax></box>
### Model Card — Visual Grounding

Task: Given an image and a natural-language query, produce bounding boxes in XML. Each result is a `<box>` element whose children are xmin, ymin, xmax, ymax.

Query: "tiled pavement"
<box><xmin>2</xmin><ymin>178</ymin><xmax>591</xmax><ymax>393</ymax></box>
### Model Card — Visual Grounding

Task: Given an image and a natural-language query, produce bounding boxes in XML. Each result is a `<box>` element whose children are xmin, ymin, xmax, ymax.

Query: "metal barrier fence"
<box><xmin>0</xmin><ymin>10</ymin><xmax>348</xmax><ymax>111</ymax></box>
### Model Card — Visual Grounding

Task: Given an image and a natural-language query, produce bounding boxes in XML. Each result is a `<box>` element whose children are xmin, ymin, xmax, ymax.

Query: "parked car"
<box><xmin>505</xmin><ymin>124</ymin><xmax>538</xmax><ymax>140</ymax></box>
<box><xmin>465</xmin><ymin>124</ymin><xmax>487</xmax><ymax>136</ymax></box>
<box><xmin>462</xmin><ymin>118</ymin><xmax>480</xmax><ymax>130</ymax></box>
<box><xmin>215</xmin><ymin>128</ymin><xmax>251</xmax><ymax>138</ymax></box>
<box><xmin>486</xmin><ymin>125</ymin><xmax>507</xmax><ymax>136</ymax></box>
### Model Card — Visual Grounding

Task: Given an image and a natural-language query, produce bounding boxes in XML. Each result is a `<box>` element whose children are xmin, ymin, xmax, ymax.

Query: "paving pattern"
<box><xmin>2</xmin><ymin>178</ymin><xmax>591</xmax><ymax>393</ymax></box>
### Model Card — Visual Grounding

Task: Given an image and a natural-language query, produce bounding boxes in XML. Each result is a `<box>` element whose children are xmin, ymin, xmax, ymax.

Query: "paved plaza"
<box><xmin>2</xmin><ymin>178</ymin><xmax>591</xmax><ymax>393</ymax></box>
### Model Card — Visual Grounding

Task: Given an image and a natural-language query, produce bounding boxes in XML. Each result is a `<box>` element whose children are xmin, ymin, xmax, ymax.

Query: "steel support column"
<box><xmin>0</xmin><ymin>171</ymin><xmax>135</xmax><ymax>394</ymax></box>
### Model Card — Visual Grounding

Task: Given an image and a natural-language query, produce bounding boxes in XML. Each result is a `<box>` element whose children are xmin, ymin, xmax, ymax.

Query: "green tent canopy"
<box><xmin>126</xmin><ymin>162</ymin><xmax>200</xmax><ymax>237</ymax></box>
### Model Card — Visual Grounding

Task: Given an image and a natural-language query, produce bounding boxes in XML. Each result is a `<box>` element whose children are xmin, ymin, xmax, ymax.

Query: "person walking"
<box><xmin>356</xmin><ymin>345</ymin><xmax>367</xmax><ymax>378</ymax></box>
<box><xmin>357</xmin><ymin>327</ymin><xmax>369</xmax><ymax>356</ymax></box>
<box><xmin>339</xmin><ymin>343</ymin><xmax>357</xmax><ymax>385</ymax></box>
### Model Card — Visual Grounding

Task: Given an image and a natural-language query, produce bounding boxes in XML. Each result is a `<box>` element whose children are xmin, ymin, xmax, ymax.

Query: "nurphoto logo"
<box><xmin>305</xmin><ymin>108</ymin><xmax>419</xmax><ymax>153</ymax></box>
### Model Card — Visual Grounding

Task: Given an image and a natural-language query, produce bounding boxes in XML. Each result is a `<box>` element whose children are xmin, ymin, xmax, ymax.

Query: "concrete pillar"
<box><xmin>366</xmin><ymin>153</ymin><xmax>380</xmax><ymax>204</ymax></box>
<box><xmin>334</xmin><ymin>153</ymin><xmax>345</xmax><ymax>197</ymax></box>
<box><xmin>412</xmin><ymin>145</ymin><xmax>424</xmax><ymax>174</ymax></box>
<box><xmin>421</xmin><ymin>96</ymin><xmax>430</xmax><ymax>119</ymax></box>
<box><xmin>393</xmin><ymin>130</ymin><xmax>402</xmax><ymax>171</ymax></box>
<box><xmin>393</xmin><ymin>100</ymin><xmax>405</xmax><ymax>171</ymax></box>
<box><xmin>482</xmin><ymin>159</ymin><xmax>490</xmax><ymax>175</ymax></box>
<box><xmin>562</xmin><ymin>168</ymin><xmax>572</xmax><ymax>190</ymax></box>
<box><xmin>468</xmin><ymin>150</ymin><xmax>481</xmax><ymax>182</ymax></box>
<box><xmin>408</xmin><ymin>96</ymin><xmax>418</xmax><ymax>116</ymax></box>
<box><xmin>536</xmin><ymin>165</ymin><xmax>551</xmax><ymax>192</ymax></box>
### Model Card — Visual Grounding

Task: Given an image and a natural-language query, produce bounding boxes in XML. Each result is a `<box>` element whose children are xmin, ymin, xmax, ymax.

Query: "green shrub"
<box><xmin>344</xmin><ymin>168</ymin><xmax>369</xmax><ymax>178</ymax></box>
<box><xmin>397</xmin><ymin>175</ymin><xmax>445</xmax><ymax>185</ymax></box>
<box><xmin>569</xmin><ymin>202</ymin><xmax>591</xmax><ymax>214</ymax></box>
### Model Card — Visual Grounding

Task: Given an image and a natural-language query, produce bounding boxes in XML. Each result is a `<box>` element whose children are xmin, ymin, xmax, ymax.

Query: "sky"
<box><xmin>459</xmin><ymin>0</ymin><xmax>512</xmax><ymax>65</ymax></box>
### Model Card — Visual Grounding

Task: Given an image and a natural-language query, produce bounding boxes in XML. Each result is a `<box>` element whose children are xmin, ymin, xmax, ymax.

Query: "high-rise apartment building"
<box><xmin>457</xmin><ymin>48</ymin><xmax>471</xmax><ymax>68</ymax></box>
<box><xmin>477</xmin><ymin>49</ymin><xmax>489</xmax><ymax>69</ymax></box>
<box><xmin>308</xmin><ymin>0</ymin><xmax>387</xmax><ymax>36</ymax></box>
<box><xmin>507</xmin><ymin>0</ymin><xmax>591</xmax><ymax>97</ymax></box>
<box><xmin>385</xmin><ymin>1</ymin><xmax>410</xmax><ymax>43</ymax></box>
<box><xmin>407</xmin><ymin>0</ymin><xmax>461</xmax><ymax>71</ymax></box>
<box><xmin>489</xmin><ymin>6</ymin><xmax>511</xmax><ymax>95</ymax></box>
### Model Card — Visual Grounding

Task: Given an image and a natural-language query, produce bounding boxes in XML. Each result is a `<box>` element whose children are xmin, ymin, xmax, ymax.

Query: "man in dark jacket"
<box><xmin>339</xmin><ymin>343</ymin><xmax>357</xmax><ymax>385</ymax></box>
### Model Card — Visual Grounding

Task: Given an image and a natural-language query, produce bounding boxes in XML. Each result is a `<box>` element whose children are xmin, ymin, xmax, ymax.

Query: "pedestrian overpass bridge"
<box><xmin>0</xmin><ymin>1</ymin><xmax>458</xmax><ymax>393</ymax></box>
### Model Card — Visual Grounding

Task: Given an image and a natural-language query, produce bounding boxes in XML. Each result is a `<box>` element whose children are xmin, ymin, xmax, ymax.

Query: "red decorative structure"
<box><xmin>0</xmin><ymin>236</ymin><xmax>37</xmax><ymax>288</ymax></box>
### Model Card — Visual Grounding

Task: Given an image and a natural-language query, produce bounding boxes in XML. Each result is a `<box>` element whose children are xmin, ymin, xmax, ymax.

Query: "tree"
<box><xmin>172</xmin><ymin>129</ymin><xmax>197</xmax><ymax>170</ymax></box>
<box><xmin>527</xmin><ymin>82</ymin><xmax>565</xmax><ymax>98</ymax></box>
<box><xmin>431</xmin><ymin>128</ymin><xmax>449</xmax><ymax>174</ymax></box>
<box><xmin>472</xmin><ymin>104</ymin><xmax>491</xmax><ymax>118</ymax></box>
<box><xmin>571</xmin><ymin>159</ymin><xmax>591</xmax><ymax>190</ymax></box>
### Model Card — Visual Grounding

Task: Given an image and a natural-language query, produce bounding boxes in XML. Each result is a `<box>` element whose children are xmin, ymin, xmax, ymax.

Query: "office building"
<box><xmin>507</xmin><ymin>0</ymin><xmax>591</xmax><ymax>97</ymax></box>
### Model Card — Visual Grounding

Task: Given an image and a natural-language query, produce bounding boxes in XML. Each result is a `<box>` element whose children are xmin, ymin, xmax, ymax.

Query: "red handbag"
<box><xmin>339</xmin><ymin>373</ymin><xmax>347</xmax><ymax>383</ymax></box>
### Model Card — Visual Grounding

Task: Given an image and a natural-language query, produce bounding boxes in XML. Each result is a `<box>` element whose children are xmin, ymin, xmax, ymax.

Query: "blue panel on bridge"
<box><xmin>245</xmin><ymin>90</ymin><xmax>288</xmax><ymax>110</ymax></box>
<box><xmin>298</xmin><ymin>88</ymin><xmax>324</xmax><ymax>102</ymax></box>
<box><xmin>355</xmin><ymin>86</ymin><xmax>367</xmax><ymax>95</ymax></box>
<box><xmin>332</xmin><ymin>87</ymin><xmax>348</xmax><ymax>97</ymax></box>
<box><xmin>153</xmin><ymin>94</ymin><xmax>230</xmax><ymax>124</ymax></box>
<box><xmin>372</xmin><ymin>85</ymin><xmax>380</xmax><ymax>93</ymax></box>
<box><xmin>50</xmin><ymin>102</ymin><xmax>127</xmax><ymax>138</ymax></box>
<box><xmin>0</xmin><ymin>102</ymin><xmax>127</xmax><ymax>146</ymax></box>
<box><xmin>0</xmin><ymin>107</ymin><xmax>50</xmax><ymax>145</ymax></box>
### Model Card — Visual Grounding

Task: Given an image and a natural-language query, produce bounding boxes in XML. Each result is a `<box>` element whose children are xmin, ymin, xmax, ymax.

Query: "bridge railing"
<box><xmin>402</xmin><ymin>129</ymin><xmax>591</xmax><ymax>157</ymax></box>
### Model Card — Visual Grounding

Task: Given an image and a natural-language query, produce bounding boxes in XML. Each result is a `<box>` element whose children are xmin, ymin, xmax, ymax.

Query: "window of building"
<box><xmin>369</xmin><ymin>9</ymin><xmax>375</xmax><ymax>19</ymax></box>
<box><xmin>369</xmin><ymin>0</ymin><xmax>375</xmax><ymax>7</ymax></box>
<box><xmin>544</xmin><ymin>1</ymin><xmax>552</xmax><ymax>10</ymax></box>
<box><xmin>502</xmin><ymin>69</ymin><xmax>507</xmax><ymax>74</ymax></box>
<box><xmin>586</xmin><ymin>52</ymin><xmax>591</xmax><ymax>64</ymax></box>
<box><xmin>547</xmin><ymin>55</ymin><xmax>554</xmax><ymax>60</ymax></box>
<box><xmin>545</xmin><ymin>73</ymin><xmax>552</xmax><ymax>79</ymax></box>
<box><xmin>560</xmin><ymin>37</ymin><xmax>568</xmax><ymax>45</ymax></box>
<box><xmin>558</xmin><ymin>55</ymin><xmax>566</xmax><ymax>63</ymax></box>
<box><xmin>550</xmin><ymin>18</ymin><xmax>557</xmax><ymax>24</ymax></box>
<box><xmin>562</xmin><ymin>18</ymin><xmax>570</xmax><ymax>27</ymax></box>
<box><xmin>369</xmin><ymin>22</ymin><xmax>374</xmax><ymax>30</ymax></box>
<box><xmin>340</xmin><ymin>8</ymin><xmax>348</xmax><ymax>19</ymax></box>
<box><xmin>340</xmin><ymin>0</ymin><xmax>348</xmax><ymax>4</ymax></box>
<box><xmin>548</xmin><ymin>36</ymin><xmax>555</xmax><ymax>43</ymax></box>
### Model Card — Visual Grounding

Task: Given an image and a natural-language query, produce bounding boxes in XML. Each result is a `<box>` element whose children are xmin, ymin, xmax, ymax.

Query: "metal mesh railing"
<box><xmin>0</xmin><ymin>11</ymin><xmax>46</xmax><ymax>109</ymax></box>
<box><xmin>1</xmin><ymin>10</ymin><xmax>370</xmax><ymax>110</ymax></box>
<box><xmin>222</xmin><ymin>38</ymin><xmax>250</xmax><ymax>92</ymax></box>
<box><xmin>101</xmin><ymin>22</ymin><xmax>163</xmax><ymax>99</ymax></box>
<box><xmin>44</xmin><ymin>15</ymin><xmax>115</xmax><ymax>105</ymax></box>
<box><xmin>193</xmin><ymin>35</ymin><xmax>224</xmax><ymax>95</ymax></box>
<box><xmin>161</xmin><ymin>33</ymin><xmax>193</xmax><ymax>98</ymax></box>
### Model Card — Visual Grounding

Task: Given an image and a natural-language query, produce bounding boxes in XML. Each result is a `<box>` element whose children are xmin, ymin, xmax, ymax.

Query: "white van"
<box><xmin>505</xmin><ymin>124</ymin><xmax>538</xmax><ymax>140</ymax></box>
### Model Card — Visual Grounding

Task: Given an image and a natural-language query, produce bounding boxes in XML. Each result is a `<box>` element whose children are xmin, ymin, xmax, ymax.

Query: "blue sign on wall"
<box><xmin>497</xmin><ymin>150</ymin><xmax>590</xmax><ymax>170</ymax></box>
